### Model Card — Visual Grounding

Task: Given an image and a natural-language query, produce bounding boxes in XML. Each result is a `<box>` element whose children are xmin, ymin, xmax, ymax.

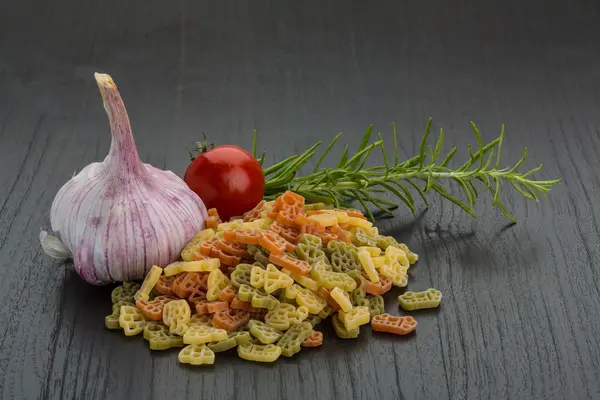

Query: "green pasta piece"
<box><xmin>207</xmin><ymin>331</ymin><xmax>251</xmax><ymax>353</ymax></box>
<box><xmin>306</xmin><ymin>315</ymin><xmax>323</xmax><ymax>327</ymax></box>
<box><xmin>318</xmin><ymin>305</ymin><xmax>335</xmax><ymax>319</ymax></box>
<box><xmin>303</xmin><ymin>203</ymin><xmax>332</xmax><ymax>211</ymax></box>
<box><xmin>326</xmin><ymin>241</ymin><xmax>356</xmax><ymax>255</ymax></box>
<box><xmin>207</xmin><ymin>336</ymin><xmax>238</xmax><ymax>353</ymax></box>
<box><xmin>398</xmin><ymin>288</ymin><xmax>442</xmax><ymax>310</ymax></box>
<box><xmin>143</xmin><ymin>323</ymin><xmax>184</xmax><ymax>350</ymax></box>
<box><xmin>332</xmin><ymin>314</ymin><xmax>359</xmax><ymax>339</ymax></box>
<box><xmin>351</xmin><ymin>228</ymin><xmax>378</xmax><ymax>247</ymax></box>
<box><xmin>366</xmin><ymin>295</ymin><xmax>385</xmax><ymax>318</ymax></box>
<box><xmin>375</xmin><ymin>235</ymin><xmax>397</xmax><ymax>251</ymax></box>
<box><xmin>298</xmin><ymin>234</ymin><xmax>322</xmax><ymax>248</ymax></box>
<box><xmin>312</xmin><ymin>269</ymin><xmax>357</xmax><ymax>292</ymax></box>
<box><xmin>231</xmin><ymin>264</ymin><xmax>253</xmax><ymax>288</ymax></box>
<box><xmin>351</xmin><ymin>292</ymin><xmax>370</xmax><ymax>308</ymax></box>
<box><xmin>276</xmin><ymin>322</ymin><xmax>313</xmax><ymax>357</ymax></box>
<box><xmin>105</xmin><ymin>300</ymin><xmax>134</xmax><ymax>329</ymax></box>
<box><xmin>238</xmin><ymin>284</ymin><xmax>280</xmax><ymax>310</ymax></box>
<box><xmin>295</xmin><ymin>243</ymin><xmax>326</xmax><ymax>265</ymax></box>
<box><xmin>230</xmin><ymin>331</ymin><xmax>253</xmax><ymax>345</ymax></box>
<box><xmin>254</xmin><ymin>249</ymin><xmax>271</xmax><ymax>266</ymax></box>
<box><xmin>247</xmin><ymin>244</ymin><xmax>260</xmax><ymax>256</ymax></box>
<box><xmin>346</xmin><ymin>270</ymin><xmax>366</xmax><ymax>297</ymax></box>
<box><xmin>111</xmin><ymin>281</ymin><xmax>140</xmax><ymax>304</ymax></box>
<box><xmin>330</xmin><ymin>250</ymin><xmax>360</xmax><ymax>273</ymax></box>
<box><xmin>278</xmin><ymin>289</ymin><xmax>297</xmax><ymax>305</ymax></box>
<box><xmin>248</xmin><ymin>320</ymin><xmax>284</xmax><ymax>344</ymax></box>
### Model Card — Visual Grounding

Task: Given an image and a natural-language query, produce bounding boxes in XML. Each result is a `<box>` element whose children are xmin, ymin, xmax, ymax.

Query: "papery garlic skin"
<box><xmin>41</xmin><ymin>73</ymin><xmax>207</xmax><ymax>285</ymax></box>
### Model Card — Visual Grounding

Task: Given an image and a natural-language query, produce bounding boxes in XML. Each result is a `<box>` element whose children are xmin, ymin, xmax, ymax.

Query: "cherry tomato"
<box><xmin>184</xmin><ymin>145</ymin><xmax>265</xmax><ymax>221</ymax></box>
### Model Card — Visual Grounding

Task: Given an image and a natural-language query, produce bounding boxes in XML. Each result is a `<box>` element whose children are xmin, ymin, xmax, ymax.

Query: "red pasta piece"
<box><xmin>317</xmin><ymin>287</ymin><xmax>342</xmax><ymax>312</ymax></box>
<box><xmin>230</xmin><ymin>296</ymin><xmax>261</xmax><ymax>313</ymax></box>
<box><xmin>371</xmin><ymin>314</ymin><xmax>417</xmax><ymax>335</ymax></box>
<box><xmin>212</xmin><ymin>309</ymin><xmax>251</xmax><ymax>332</ymax></box>
<box><xmin>172</xmin><ymin>272</ymin><xmax>202</xmax><ymax>299</ymax></box>
<box><xmin>207</xmin><ymin>301</ymin><xmax>230</xmax><ymax>313</ymax></box>
<box><xmin>365</xmin><ymin>275</ymin><xmax>392</xmax><ymax>295</ymax></box>
<box><xmin>302</xmin><ymin>330</ymin><xmax>323</xmax><ymax>347</ymax></box>
<box><xmin>243</xmin><ymin>200</ymin><xmax>266</xmax><ymax>222</ymax></box>
<box><xmin>269</xmin><ymin>222</ymin><xmax>301</xmax><ymax>244</ymax></box>
<box><xmin>155</xmin><ymin>275</ymin><xmax>175</xmax><ymax>296</ymax></box>
<box><xmin>135</xmin><ymin>296</ymin><xmax>173</xmax><ymax>320</ymax></box>
<box><xmin>218</xmin><ymin>285</ymin><xmax>238</xmax><ymax>303</ymax></box>
<box><xmin>210</xmin><ymin>246</ymin><xmax>241</xmax><ymax>266</ymax></box>
<box><xmin>199</xmin><ymin>238</ymin><xmax>217</xmax><ymax>256</ymax></box>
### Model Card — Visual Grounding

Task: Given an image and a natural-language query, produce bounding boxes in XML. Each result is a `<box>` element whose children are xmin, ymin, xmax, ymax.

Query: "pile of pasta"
<box><xmin>106</xmin><ymin>191</ymin><xmax>441</xmax><ymax>365</ymax></box>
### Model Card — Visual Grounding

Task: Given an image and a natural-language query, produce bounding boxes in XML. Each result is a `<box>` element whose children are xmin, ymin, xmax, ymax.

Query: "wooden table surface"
<box><xmin>2</xmin><ymin>0</ymin><xmax>600</xmax><ymax>399</ymax></box>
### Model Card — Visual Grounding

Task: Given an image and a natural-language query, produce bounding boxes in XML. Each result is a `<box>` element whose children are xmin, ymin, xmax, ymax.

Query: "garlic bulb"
<box><xmin>40</xmin><ymin>73</ymin><xmax>207</xmax><ymax>285</ymax></box>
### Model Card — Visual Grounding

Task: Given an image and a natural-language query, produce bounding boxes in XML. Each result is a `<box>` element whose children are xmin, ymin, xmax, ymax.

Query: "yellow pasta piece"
<box><xmin>327</xmin><ymin>210</ymin><xmax>350</xmax><ymax>224</ymax></box>
<box><xmin>285</xmin><ymin>284</ymin><xmax>327</xmax><ymax>314</ymax></box>
<box><xmin>238</xmin><ymin>344</ymin><xmax>282</xmax><ymax>362</ymax></box>
<box><xmin>118</xmin><ymin>306</ymin><xmax>147</xmax><ymax>336</ymax></box>
<box><xmin>250</xmin><ymin>264</ymin><xmax>294</xmax><ymax>294</ymax></box>
<box><xmin>329</xmin><ymin>287</ymin><xmax>352</xmax><ymax>312</ymax></box>
<box><xmin>207</xmin><ymin>269</ymin><xmax>231</xmax><ymax>301</ymax></box>
<box><xmin>384</xmin><ymin>245</ymin><xmax>409</xmax><ymax>271</ymax></box>
<box><xmin>358</xmin><ymin>250</ymin><xmax>379</xmax><ymax>283</ymax></box>
<box><xmin>181</xmin><ymin>229</ymin><xmax>216</xmax><ymax>261</ymax></box>
<box><xmin>178</xmin><ymin>344</ymin><xmax>215</xmax><ymax>365</ymax></box>
<box><xmin>241</xmin><ymin>218</ymin><xmax>273</xmax><ymax>231</ymax></box>
<box><xmin>308</xmin><ymin>214</ymin><xmax>338</xmax><ymax>228</ymax></box>
<box><xmin>358</xmin><ymin>246</ymin><xmax>381</xmax><ymax>257</ymax></box>
<box><xmin>264</xmin><ymin>303</ymin><xmax>309</xmax><ymax>331</ymax></box>
<box><xmin>217</xmin><ymin>219</ymin><xmax>243</xmax><ymax>231</ymax></box>
<box><xmin>397</xmin><ymin>243</ymin><xmax>419</xmax><ymax>264</ymax></box>
<box><xmin>379</xmin><ymin>263</ymin><xmax>408</xmax><ymax>287</ymax></box>
<box><xmin>163</xmin><ymin>299</ymin><xmax>191</xmax><ymax>335</ymax></box>
<box><xmin>338</xmin><ymin>306</ymin><xmax>370</xmax><ymax>331</ymax></box>
<box><xmin>281</xmin><ymin>269</ymin><xmax>319</xmax><ymax>292</ymax></box>
<box><xmin>372</xmin><ymin>256</ymin><xmax>386</xmax><ymax>269</ymax></box>
<box><xmin>163</xmin><ymin>262</ymin><xmax>183</xmax><ymax>276</ymax></box>
<box><xmin>181</xmin><ymin>259</ymin><xmax>220</xmax><ymax>272</ymax></box>
<box><xmin>134</xmin><ymin>265</ymin><xmax>162</xmax><ymax>302</ymax></box>
<box><xmin>347</xmin><ymin>217</ymin><xmax>373</xmax><ymax>230</ymax></box>
<box><xmin>184</xmin><ymin>324</ymin><xmax>228</xmax><ymax>344</ymax></box>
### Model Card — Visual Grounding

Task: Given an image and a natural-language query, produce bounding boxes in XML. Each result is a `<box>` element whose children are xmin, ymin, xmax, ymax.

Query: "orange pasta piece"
<box><xmin>258</xmin><ymin>232</ymin><xmax>287</xmax><ymax>255</ymax></box>
<box><xmin>269</xmin><ymin>253</ymin><xmax>311</xmax><ymax>276</ymax></box>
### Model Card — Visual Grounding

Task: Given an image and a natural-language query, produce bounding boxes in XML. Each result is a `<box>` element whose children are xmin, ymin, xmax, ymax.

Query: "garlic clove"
<box><xmin>39</xmin><ymin>230</ymin><xmax>72</xmax><ymax>261</ymax></box>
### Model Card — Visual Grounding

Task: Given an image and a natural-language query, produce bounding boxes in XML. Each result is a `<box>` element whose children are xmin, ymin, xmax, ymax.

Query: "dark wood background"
<box><xmin>1</xmin><ymin>0</ymin><xmax>599</xmax><ymax>399</ymax></box>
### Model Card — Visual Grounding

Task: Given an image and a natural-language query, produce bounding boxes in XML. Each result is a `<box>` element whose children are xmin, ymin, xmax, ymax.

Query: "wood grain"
<box><xmin>1</xmin><ymin>0</ymin><xmax>600</xmax><ymax>399</ymax></box>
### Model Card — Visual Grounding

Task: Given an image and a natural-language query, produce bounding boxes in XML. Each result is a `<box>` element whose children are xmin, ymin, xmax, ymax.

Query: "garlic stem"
<box><xmin>95</xmin><ymin>73</ymin><xmax>143</xmax><ymax>176</ymax></box>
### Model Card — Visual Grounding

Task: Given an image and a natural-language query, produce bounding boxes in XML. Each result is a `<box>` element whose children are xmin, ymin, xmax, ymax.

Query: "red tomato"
<box><xmin>184</xmin><ymin>145</ymin><xmax>265</xmax><ymax>221</ymax></box>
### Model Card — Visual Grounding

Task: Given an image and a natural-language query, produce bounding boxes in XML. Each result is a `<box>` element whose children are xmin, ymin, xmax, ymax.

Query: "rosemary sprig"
<box><xmin>256</xmin><ymin>119</ymin><xmax>560</xmax><ymax>223</ymax></box>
